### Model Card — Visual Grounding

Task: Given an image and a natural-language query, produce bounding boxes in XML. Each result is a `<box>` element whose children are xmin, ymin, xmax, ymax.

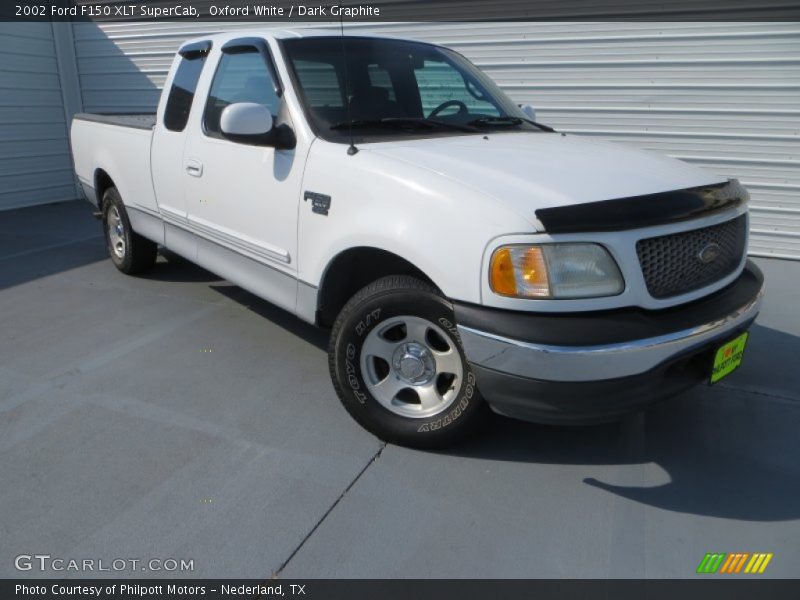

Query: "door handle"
<box><xmin>185</xmin><ymin>158</ymin><xmax>203</xmax><ymax>177</ymax></box>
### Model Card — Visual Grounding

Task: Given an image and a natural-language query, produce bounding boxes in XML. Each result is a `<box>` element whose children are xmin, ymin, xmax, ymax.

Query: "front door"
<box><xmin>183</xmin><ymin>39</ymin><xmax>303</xmax><ymax>289</ymax></box>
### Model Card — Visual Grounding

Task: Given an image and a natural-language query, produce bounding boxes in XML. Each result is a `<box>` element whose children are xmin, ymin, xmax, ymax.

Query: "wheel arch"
<box><xmin>316</xmin><ymin>246</ymin><xmax>439</xmax><ymax>328</ymax></box>
<box><xmin>94</xmin><ymin>168</ymin><xmax>115</xmax><ymax>210</ymax></box>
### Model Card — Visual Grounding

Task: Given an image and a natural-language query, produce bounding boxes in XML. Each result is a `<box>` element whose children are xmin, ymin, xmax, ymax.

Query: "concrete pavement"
<box><xmin>1</xmin><ymin>201</ymin><xmax>797</xmax><ymax>578</ymax></box>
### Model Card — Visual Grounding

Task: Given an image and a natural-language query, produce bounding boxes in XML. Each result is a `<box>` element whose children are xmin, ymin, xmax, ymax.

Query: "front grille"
<box><xmin>636</xmin><ymin>214</ymin><xmax>747</xmax><ymax>299</ymax></box>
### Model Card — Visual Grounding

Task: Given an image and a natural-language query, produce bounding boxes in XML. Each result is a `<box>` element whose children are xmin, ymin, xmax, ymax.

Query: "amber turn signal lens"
<box><xmin>490</xmin><ymin>247</ymin><xmax>517</xmax><ymax>296</ymax></box>
<box><xmin>490</xmin><ymin>246</ymin><xmax>550</xmax><ymax>297</ymax></box>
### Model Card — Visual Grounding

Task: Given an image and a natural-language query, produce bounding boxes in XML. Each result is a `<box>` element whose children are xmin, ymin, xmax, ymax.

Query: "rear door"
<box><xmin>152</xmin><ymin>41</ymin><xmax>211</xmax><ymax>257</ymax></box>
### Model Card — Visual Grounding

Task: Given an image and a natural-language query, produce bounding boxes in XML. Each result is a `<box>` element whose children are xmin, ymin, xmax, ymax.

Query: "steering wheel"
<box><xmin>428</xmin><ymin>100</ymin><xmax>468</xmax><ymax>119</ymax></box>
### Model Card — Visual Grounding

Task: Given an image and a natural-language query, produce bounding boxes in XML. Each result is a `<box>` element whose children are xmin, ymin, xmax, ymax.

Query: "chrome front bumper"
<box><xmin>457</xmin><ymin>276</ymin><xmax>764</xmax><ymax>384</ymax></box>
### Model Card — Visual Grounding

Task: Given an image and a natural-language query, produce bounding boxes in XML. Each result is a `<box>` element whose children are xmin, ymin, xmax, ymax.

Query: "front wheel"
<box><xmin>329</xmin><ymin>275</ymin><xmax>486</xmax><ymax>448</ymax></box>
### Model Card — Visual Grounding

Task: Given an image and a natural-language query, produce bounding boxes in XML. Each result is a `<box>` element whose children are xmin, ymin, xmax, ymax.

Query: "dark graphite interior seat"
<box><xmin>349</xmin><ymin>86</ymin><xmax>403</xmax><ymax>120</ymax></box>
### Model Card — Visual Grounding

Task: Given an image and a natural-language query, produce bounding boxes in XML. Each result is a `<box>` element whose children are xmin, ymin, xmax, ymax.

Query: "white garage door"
<box><xmin>70</xmin><ymin>20</ymin><xmax>800</xmax><ymax>259</ymax></box>
<box><xmin>0</xmin><ymin>23</ymin><xmax>79</xmax><ymax>210</ymax></box>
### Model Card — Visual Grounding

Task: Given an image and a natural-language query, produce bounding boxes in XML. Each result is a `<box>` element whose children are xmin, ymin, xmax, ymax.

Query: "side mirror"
<box><xmin>220</xmin><ymin>102</ymin><xmax>273</xmax><ymax>144</ymax></box>
<box><xmin>520</xmin><ymin>104</ymin><xmax>537</xmax><ymax>122</ymax></box>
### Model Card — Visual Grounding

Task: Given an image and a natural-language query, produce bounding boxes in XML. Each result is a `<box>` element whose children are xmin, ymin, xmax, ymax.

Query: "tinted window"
<box><xmin>367</xmin><ymin>64</ymin><xmax>396</xmax><ymax>101</ymax></box>
<box><xmin>164</xmin><ymin>54</ymin><xmax>207</xmax><ymax>132</ymax></box>
<box><xmin>204</xmin><ymin>51</ymin><xmax>280</xmax><ymax>137</ymax></box>
<box><xmin>294</xmin><ymin>60</ymin><xmax>343</xmax><ymax>108</ymax></box>
<box><xmin>283</xmin><ymin>37</ymin><xmax>535</xmax><ymax>142</ymax></box>
<box><xmin>415</xmin><ymin>59</ymin><xmax>499</xmax><ymax>117</ymax></box>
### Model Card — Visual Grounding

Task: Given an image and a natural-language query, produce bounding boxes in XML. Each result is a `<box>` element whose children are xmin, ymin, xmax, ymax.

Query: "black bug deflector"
<box><xmin>535</xmin><ymin>179</ymin><xmax>748</xmax><ymax>234</ymax></box>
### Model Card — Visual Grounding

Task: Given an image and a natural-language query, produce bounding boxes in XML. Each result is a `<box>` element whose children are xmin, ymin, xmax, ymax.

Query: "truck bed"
<box><xmin>73</xmin><ymin>113</ymin><xmax>156</xmax><ymax>131</ymax></box>
<box><xmin>71</xmin><ymin>111</ymin><xmax>158</xmax><ymax>214</ymax></box>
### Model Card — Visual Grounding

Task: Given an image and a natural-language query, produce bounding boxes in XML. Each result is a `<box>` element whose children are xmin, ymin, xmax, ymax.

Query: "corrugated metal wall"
<box><xmin>63</xmin><ymin>21</ymin><xmax>800</xmax><ymax>259</ymax></box>
<box><xmin>0</xmin><ymin>23</ymin><xmax>78</xmax><ymax>210</ymax></box>
<box><xmin>381</xmin><ymin>22</ymin><xmax>800</xmax><ymax>260</ymax></box>
<box><xmin>2</xmin><ymin>18</ymin><xmax>795</xmax><ymax>259</ymax></box>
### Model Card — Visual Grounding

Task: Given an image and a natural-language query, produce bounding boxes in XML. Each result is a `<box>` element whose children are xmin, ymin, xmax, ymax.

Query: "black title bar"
<box><xmin>4</xmin><ymin>0</ymin><xmax>800</xmax><ymax>22</ymax></box>
<box><xmin>5</xmin><ymin>579</ymin><xmax>800</xmax><ymax>600</ymax></box>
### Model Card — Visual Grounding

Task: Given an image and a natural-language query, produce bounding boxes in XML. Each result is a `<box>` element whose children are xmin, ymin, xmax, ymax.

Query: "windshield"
<box><xmin>281</xmin><ymin>36</ymin><xmax>542</xmax><ymax>142</ymax></box>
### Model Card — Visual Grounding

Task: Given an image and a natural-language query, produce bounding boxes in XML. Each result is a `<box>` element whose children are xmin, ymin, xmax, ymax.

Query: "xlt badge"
<box><xmin>304</xmin><ymin>191</ymin><xmax>331</xmax><ymax>216</ymax></box>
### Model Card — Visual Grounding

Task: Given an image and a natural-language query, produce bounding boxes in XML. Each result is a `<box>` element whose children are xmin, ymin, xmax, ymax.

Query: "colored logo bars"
<box><xmin>696</xmin><ymin>552</ymin><xmax>773</xmax><ymax>574</ymax></box>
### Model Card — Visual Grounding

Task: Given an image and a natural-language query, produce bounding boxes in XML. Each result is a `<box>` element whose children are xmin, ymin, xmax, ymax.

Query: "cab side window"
<box><xmin>164</xmin><ymin>53</ymin><xmax>207</xmax><ymax>132</ymax></box>
<box><xmin>204</xmin><ymin>51</ymin><xmax>280</xmax><ymax>137</ymax></box>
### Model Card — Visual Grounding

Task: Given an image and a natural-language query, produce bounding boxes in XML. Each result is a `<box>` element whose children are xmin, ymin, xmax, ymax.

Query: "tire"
<box><xmin>102</xmin><ymin>187</ymin><xmax>157</xmax><ymax>275</ymax></box>
<box><xmin>329</xmin><ymin>275</ymin><xmax>487</xmax><ymax>448</ymax></box>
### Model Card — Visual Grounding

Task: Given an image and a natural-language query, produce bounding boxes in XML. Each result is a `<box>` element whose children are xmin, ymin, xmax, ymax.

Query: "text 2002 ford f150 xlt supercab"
<box><xmin>70</xmin><ymin>30</ymin><xmax>764</xmax><ymax>448</ymax></box>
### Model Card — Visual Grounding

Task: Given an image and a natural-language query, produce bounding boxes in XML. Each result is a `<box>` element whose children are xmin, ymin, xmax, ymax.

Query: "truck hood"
<box><xmin>363</xmin><ymin>132</ymin><xmax>725</xmax><ymax>224</ymax></box>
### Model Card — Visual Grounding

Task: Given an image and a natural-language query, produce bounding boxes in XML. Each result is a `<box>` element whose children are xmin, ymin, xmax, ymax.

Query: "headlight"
<box><xmin>489</xmin><ymin>243</ymin><xmax>624</xmax><ymax>299</ymax></box>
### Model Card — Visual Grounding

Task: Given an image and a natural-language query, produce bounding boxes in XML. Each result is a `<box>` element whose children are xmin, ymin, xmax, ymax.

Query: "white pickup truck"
<box><xmin>71</xmin><ymin>29</ymin><xmax>764</xmax><ymax>448</ymax></box>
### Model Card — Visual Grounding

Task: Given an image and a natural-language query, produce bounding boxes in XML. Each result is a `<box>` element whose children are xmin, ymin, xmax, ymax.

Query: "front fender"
<box><xmin>297</xmin><ymin>140</ymin><xmax>533</xmax><ymax>303</ymax></box>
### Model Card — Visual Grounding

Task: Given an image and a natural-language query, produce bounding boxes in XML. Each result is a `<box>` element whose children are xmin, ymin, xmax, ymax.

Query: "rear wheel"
<box><xmin>102</xmin><ymin>187</ymin><xmax>157</xmax><ymax>275</ymax></box>
<box><xmin>329</xmin><ymin>275</ymin><xmax>486</xmax><ymax>448</ymax></box>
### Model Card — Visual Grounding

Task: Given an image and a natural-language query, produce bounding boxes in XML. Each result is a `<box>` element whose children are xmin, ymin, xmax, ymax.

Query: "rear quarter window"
<box><xmin>164</xmin><ymin>53</ymin><xmax>207</xmax><ymax>132</ymax></box>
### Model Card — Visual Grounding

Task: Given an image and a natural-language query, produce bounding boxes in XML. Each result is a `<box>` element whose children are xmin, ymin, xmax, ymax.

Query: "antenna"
<box><xmin>339</xmin><ymin>7</ymin><xmax>358</xmax><ymax>155</ymax></box>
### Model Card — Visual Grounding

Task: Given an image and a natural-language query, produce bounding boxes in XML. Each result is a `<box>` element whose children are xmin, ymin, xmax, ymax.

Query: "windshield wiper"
<box><xmin>519</xmin><ymin>117</ymin><xmax>557</xmax><ymax>133</ymax></box>
<box><xmin>330</xmin><ymin>117</ymin><xmax>479</xmax><ymax>133</ymax></box>
<box><xmin>468</xmin><ymin>115</ymin><xmax>556</xmax><ymax>133</ymax></box>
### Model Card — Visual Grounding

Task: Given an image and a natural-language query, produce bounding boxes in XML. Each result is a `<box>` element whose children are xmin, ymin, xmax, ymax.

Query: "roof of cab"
<box><xmin>179</xmin><ymin>28</ymin><xmax>406</xmax><ymax>49</ymax></box>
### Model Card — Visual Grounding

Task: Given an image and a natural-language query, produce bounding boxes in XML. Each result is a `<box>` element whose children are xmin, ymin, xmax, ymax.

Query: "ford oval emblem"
<box><xmin>698</xmin><ymin>242</ymin><xmax>721</xmax><ymax>264</ymax></box>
